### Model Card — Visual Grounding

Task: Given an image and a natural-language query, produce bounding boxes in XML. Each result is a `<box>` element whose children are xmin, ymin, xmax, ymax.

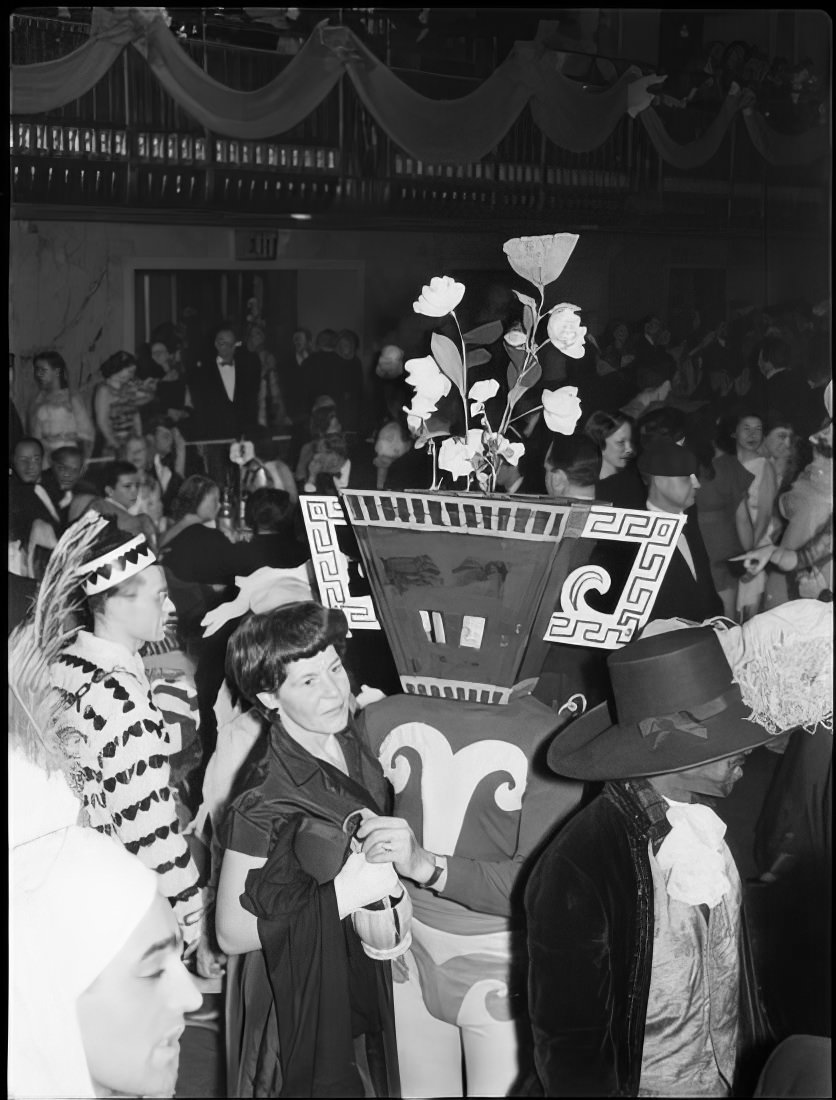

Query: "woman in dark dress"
<box><xmin>584</xmin><ymin>409</ymin><xmax>646</xmax><ymax>508</ymax></box>
<box><xmin>215</xmin><ymin>602</ymin><xmax>402</xmax><ymax>1098</ymax></box>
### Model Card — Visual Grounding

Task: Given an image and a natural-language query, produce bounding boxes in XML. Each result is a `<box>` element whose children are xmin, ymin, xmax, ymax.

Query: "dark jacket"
<box><xmin>525</xmin><ymin>780</ymin><xmax>770</xmax><ymax>1097</ymax></box>
<box><xmin>186</xmin><ymin>346</ymin><xmax>261</xmax><ymax>441</ymax></box>
<box><xmin>226</xmin><ymin>723</ymin><xmax>400</xmax><ymax>1098</ymax></box>
<box><xmin>588</xmin><ymin>506</ymin><xmax>723</xmax><ymax>624</ymax></box>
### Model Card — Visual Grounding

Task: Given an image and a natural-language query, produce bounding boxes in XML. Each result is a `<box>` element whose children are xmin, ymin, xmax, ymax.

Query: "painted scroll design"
<box><xmin>299</xmin><ymin>495</ymin><xmax>379</xmax><ymax>629</ymax></box>
<box><xmin>544</xmin><ymin>506</ymin><xmax>687</xmax><ymax>649</ymax></box>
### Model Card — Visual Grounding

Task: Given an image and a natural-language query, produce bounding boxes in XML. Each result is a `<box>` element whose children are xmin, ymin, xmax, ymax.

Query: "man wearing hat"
<box><xmin>591</xmin><ymin>437</ymin><xmax>722</xmax><ymax>623</ymax></box>
<box><xmin>525</xmin><ymin>627</ymin><xmax>774</xmax><ymax>1097</ymax></box>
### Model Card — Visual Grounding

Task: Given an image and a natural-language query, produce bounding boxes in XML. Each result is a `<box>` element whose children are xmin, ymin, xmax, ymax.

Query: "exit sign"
<box><xmin>235</xmin><ymin>230</ymin><xmax>279</xmax><ymax>260</ymax></box>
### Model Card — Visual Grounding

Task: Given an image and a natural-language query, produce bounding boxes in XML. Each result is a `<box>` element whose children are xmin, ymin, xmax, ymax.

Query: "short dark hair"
<box><xmin>760</xmin><ymin>336</ymin><xmax>791</xmax><ymax>371</ymax></box>
<box><xmin>583</xmin><ymin>410</ymin><xmax>631</xmax><ymax>452</ymax></box>
<box><xmin>315</xmin><ymin>329</ymin><xmax>338</xmax><ymax>351</ymax></box>
<box><xmin>101</xmin><ymin>350</ymin><xmax>137</xmax><ymax>379</ymax></box>
<box><xmin>14</xmin><ymin>436</ymin><xmax>44</xmax><ymax>458</ymax></box>
<box><xmin>213</xmin><ymin>321</ymin><xmax>239</xmax><ymax>341</ymax></box>
<box><xmin>169</xmin><ymin>474</ymin><xmax>219</xmax><ymax>521</ymax></box>
<box><xmin>544</xmin><ymin>434</ymin><xmax>599</xmax><ymax>487</ymax></box>
<box><xmin>226</xmin><ymin>602</ymin><xmax>348</xmax><ymax>707</ymax></box>
<box><xmin>103</xmin><ymin>460</ymin><xmax>138</xmax><ymax>490</ymax></box>
<box><xmin>50</xmin><ymin>445</ymin><xmax>84</xmax><ymax>467</ymax></box>
<box><xmin>33</xmin><ymin>350</ymin><xmax>68</xmax><ymax>387</ymax></box>
<box><xmin>244</xmin><ymin>487</ymin><xmax>293</xmax><ymax>532</ymax></box>
<box><xmin>637</xmin><ymin>407</ymin><xmax>688</xmax><ymax>446</ymax></box>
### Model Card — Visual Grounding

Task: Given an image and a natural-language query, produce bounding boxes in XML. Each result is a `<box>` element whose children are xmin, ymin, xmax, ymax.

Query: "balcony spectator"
<box><xmin>26</xmin><ymin>350</ymin><xmax>95</xmax><ymax>464</ymax></box>
<box><xmin>244</xmin><ymin>308</ymin><xmax>290</xmax><ymax>436</ymax></box>
<box><xmin>40</xmin><ymin>444</ymin><xmax>89</xmax><ymax>527</ymax></box>
<box><xmin>93</xmin><ymin>351</ymin><xmax>143</xmax><ymax>458</ymax></box>
<box><xmin>280</xmin><ymin>326</ymin><xmax>313</xmax><ymax>425</ymax></box>
<box><xmin>9</xmin><ymin>436</ymin><xmax>62</xmax><ymax>546</ymax></box>
<box><xmin>137</xmin><ymin>330</ymin><xmax>193</xmax><ymax>430</ymax></box>
<box><xmin>186</xmin><ymin>322</ymin><xmax>261</xmax><ymax>482</ymax></box>
<box><xmin>301</xmin><ymin>329</ymin><xmax>346</xmax><ymax>417</ymax></box>
<box><xmin>335</xmin><ymin>328</ymin><xmax>365</xmax><ymax>432</ymax></box>
<box><xmin>628</xmin><ymin>315</ymin><xmax>677</xmax><ymax>392</ymax></box>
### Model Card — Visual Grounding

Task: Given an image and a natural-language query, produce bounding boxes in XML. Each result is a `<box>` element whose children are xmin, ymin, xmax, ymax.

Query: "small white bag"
<box><xmin>343</xmin><ymin>809</ymin><xmax>413</xmax><ymax>961</ymax></box>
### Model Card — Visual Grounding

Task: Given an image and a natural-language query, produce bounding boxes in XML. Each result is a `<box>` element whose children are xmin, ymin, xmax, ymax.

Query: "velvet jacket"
<box><xmin>524</xmin><ymin>780</ymin><xmax>770</xmax><ymax>1097</ymax></box>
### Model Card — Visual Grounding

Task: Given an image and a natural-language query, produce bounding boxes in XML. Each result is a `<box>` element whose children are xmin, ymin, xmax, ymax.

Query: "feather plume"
<box><xmin>8</xmin><ymin>512</ymin><xmax>110</xmax><ymax>774</ymax></box>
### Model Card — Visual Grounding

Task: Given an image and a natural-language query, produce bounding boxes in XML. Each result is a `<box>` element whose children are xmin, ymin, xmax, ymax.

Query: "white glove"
<box><xmin>333</xmin><ymin>851</ymin><xmax>400</xmax><ymax>920</ymax></box>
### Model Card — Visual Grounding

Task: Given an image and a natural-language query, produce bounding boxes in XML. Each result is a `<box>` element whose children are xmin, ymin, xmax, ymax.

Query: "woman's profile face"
<box><xmin>274</xmin><ymin>644</ymin><xmax>350</xmax><ymax>737</ymax></box>
<box><xmin>109</xmin><ymin>365</ymin><xmax>136</xmax><ymax>390</ymax></box>
<box><xmin>76</xmin><ymin>894</ymin><xmax>201</xmax><ymax>1099</ymax></box>
<box><xmin>154</xmin><ymin>426</ymin><xmax>174</xmax><ymax>456</ymax></box>
<box><xmin>762</xmin><ymin>426</ymin><xmax>793</xmax><ymax>461</ymax></box>
<box><xmin>196</xmin><ymin>486</ymin><xmax>220</xmax><ymax>522</ymax></box>
<box><xmin>602</xmin><ymin>422</ymin><xmax>634</xmax><ymax>469</ymax></box>
<box><xmin>150</xmin><ymin>343</ymin><xmax>173</xmax><ymax>372</ymax></box>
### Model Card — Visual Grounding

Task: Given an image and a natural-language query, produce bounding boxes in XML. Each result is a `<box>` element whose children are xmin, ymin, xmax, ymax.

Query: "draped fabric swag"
<box><xmin>11</xmin><ymin>7</ymin><xmax>828</xmax><ymax>169</ymax></box>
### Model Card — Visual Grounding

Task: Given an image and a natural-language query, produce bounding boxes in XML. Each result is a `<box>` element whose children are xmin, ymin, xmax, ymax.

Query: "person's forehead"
<box><xmin>285</xmin><ymin>646</ymin><xmax>338</xmax><ymax>680</ymax></box>
<box><xmin>215</xmin><ymin>330</ymin><xmax>236</xmax><ymax>342</ymax></box>
<box><xmin>116</xmin><ymin>473</ymin><xmax>139</xmax><ymax>486</ymax></box>
<box><xmin>16</xmin><ymin>444</ymin><xmax>41</xmax><ymax>459</ymax></box>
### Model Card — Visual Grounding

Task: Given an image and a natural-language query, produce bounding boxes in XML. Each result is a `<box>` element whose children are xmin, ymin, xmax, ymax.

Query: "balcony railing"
<box><xmin>10</xmin><ymin>13</ymin><xmax>827</xmax><ymax>231</ymax></box>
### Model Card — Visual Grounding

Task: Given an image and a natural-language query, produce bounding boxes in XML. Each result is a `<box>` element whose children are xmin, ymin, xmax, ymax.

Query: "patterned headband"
<box><xmin>81</xmin><ymin>534</ymin><xmax>157</xmax><ymax>595</ymax></box>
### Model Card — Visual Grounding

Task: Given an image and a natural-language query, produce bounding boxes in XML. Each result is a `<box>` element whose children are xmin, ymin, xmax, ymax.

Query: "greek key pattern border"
<box><xmin>298</xmin><ymin>496</ymin><xmax>380</xmax><ymax>629</ymax></box>
<box><xmin>543</xmin><ymin>506</ymin><xmax>687</xmax><ymax>649</ymax></box>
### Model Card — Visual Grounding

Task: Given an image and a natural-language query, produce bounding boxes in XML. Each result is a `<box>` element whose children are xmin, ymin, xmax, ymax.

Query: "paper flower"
<box><xmin>404</xmin><ymin>355</ymin><xmax>452</xmax><ymax>405</ymax></box>
<box><xmin>403</xmin><ymin>394</ymin><xmax>442</xmax><ymax>434</ymax></box>
<box><xmin>495</xmin><ymin>436</ymin><xmax>525</xmax><ymax>466</ymax></box>
<box><xmin>542</xmin><ymin>387</ymin><xmax>583</xmax><ymax>435</ymax></box>
<box><xmin>413</xmin><ymin>276</ymin><xmax>466</xmax><ymax>317</ymax></box>
<box><xmin>503</xmin><ymin>234</ymin><xmax>579</xmax><ymax>288</ymax></box>
<box><xmin>468</xmin><ymin>378</ymin><xmax>499</xmax><ymax>416</ymax></box>
<box><xmin>504</xmin><ymin>326</ymin><xmax>527</xmax><ymax>348</ymax></box>
<box><xmin>438</xmin><ymin>430</ymin><xmax>484</xmax><ymax>481</ymax></box>
<box><xmin>547</xmin><ymin>305</ymin><xmax>587</xmax><ymax>359</ymax></box>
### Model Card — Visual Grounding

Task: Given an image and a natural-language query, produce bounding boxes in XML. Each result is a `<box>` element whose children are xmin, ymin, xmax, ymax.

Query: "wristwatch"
<box><xmin>423</xmin><ymin>855</ymin><xmax>445</xmax><ymax>889</ymax></box>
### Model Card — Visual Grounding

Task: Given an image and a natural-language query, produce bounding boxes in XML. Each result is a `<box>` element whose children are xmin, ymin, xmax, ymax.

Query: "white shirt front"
<box><xmin>216</xmin><ymin>358</ymin><xmax>236</xmax><ymax>402</ymax></box>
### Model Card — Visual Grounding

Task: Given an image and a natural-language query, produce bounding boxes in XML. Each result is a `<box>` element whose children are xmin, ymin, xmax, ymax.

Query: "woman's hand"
<box><xmin>191</xmin><ymin>933</ymin><xmax>226</xmax><ymax>980</ymax></box>
<box><xmin>731</xmin><ymin>544</ymin><xmax>774</xmax><ymax>576</ymax></box>
<box><xmin>357</xmin><ymin>816</ymin><xmax>436</xmax><ymax>884</ymax></box>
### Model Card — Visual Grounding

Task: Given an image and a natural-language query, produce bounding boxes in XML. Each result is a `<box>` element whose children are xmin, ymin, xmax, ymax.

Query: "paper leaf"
<box><xmin>522</xmin><ymin>303</ymin><xmax>536</xmax><ymax>336</ymax></box>
<box><xmin>518</xmin><ymin>359</ymin><xmax>542</xmax><ymax>391</ymax></box>
<box><xmin>507</xmin><ymin>360</ymin><xmax>520</xmax><ymax>389</ymax></box>
<box><xmin>430</xmin><ymin>332</ymin><xmax>465</xmax><ymax>395</ymax></box>
<box><xmin>512</xmin><ymin>289</ymin><xmax>537</xmax><ymax>311</ymax></box>
<box><xmin>462</xmin><ymin>320</ymin><xmax>504</xmax><ymax>346</ymax></box>
<box><xmin>465</xmin><ymin>347</ymin><xmax>492</xmax><ymax>369</ymax></box>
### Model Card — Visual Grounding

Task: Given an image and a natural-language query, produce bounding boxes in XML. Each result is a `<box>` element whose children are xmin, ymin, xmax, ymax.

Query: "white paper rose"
<box><xmin>404</xmin><ymin>355</ymin><xmax>452</xmax><ymax>405</ymax></box>
<box><xmin>542</xmin><ymin>386</ymin><xmax>583</xmax><ymax>435</ymax></box>
<box><xmin>496</xmin><ymin>437</ymin><xmax>526</xmax><ymax>466</ymax></box>
<box><xmin>438</xmin><ymin>430</ymin><xmax>484</xmax><ymax>481</ymax></box>
<box><xmin>413</xmin><ymin>276</ymin><xmax>466</xmax><ymax>318</ymax></box>
<box><xmin>504</xmin><ymin>327</ymin><xmax>527</xmax><ymax>348</ymax></box>
<box><xmin>503</xmin><ymin>234</ymin><xmax>579</xmax><ymax>288</ymax></box>
<box><xmin>547</xmin><ymin>305</ymin><xmax>587</xmax><ymax>359</ymax></box>
<box><xmin>403</xmin><ymin>394</ymin><xmax>442</xmax><ymax>435</ymax></box>
<box><xmin>468</xmin><ymin>378</ymin><xmax>500</xmax><ymax>416</ymax></box>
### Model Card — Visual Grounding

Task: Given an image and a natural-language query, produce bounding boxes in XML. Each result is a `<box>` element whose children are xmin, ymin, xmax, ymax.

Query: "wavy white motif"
<box><xmin>378</xmin><ymin>722</ymin><xmax>529</xmax><ymax>855</ymax></box>
<box><xmin>456</xmin><ymin>978</ymin><xmax>512</xmax><ymax>1026</ymax></box>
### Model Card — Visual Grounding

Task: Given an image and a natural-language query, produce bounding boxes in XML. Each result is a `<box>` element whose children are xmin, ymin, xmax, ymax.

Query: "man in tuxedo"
<box><xmin>589</xmin><ymin>438</ymin><xmax>723</xmax><ymax>625</ymax></box>
<box><xmin>9</xmin><ymin>437</ymin><xmax>63</xmax><ymax>544</ymax></box>
<box><xmin>187</xmin><ymin>322</ymin><xmax>261</xmax><ymax>481</ymax></box>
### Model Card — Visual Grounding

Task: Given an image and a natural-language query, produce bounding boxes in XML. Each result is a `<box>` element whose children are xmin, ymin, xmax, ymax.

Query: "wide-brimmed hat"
<box><xmin>547</xmin><ymin>627</ymin><xmax>773</xmax><ymax>780</ymax></box>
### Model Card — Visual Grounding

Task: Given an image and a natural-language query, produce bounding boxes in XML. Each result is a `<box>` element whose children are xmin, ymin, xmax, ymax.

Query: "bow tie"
<box><xmin>217</xmin><ymin>357</ymin><xmax>235</xmax><ymax>368</ymax></box>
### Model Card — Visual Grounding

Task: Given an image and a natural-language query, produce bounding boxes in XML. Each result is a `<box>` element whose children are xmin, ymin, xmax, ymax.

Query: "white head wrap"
<box><xmin>10</xmin><ymin>827</ymin><xmax>158</xmax><ymax>1099</ymax></box>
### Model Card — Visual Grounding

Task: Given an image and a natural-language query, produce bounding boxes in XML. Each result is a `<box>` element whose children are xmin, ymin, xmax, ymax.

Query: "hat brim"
<box><xmin>547</xmin><ymin>696</ymin><xmax>774</xmax><ymax>780</ymax></box>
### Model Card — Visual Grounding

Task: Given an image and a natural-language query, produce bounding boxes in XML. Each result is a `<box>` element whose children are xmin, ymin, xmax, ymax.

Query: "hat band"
<box><xmin>638</xmin><ymin>691</ymin><xmax>731</xmax><ymax>752</ymax></box>
<box><xmin>82</xmin><ymin>535</ymin><xmax>157</xmax><ymax>595</ymax></box>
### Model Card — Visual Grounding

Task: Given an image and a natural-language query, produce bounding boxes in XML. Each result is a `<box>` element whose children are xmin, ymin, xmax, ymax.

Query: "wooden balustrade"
<box><xmin>10</xmin><ymin>13</ymin><xmax>826</xmax><ymax>231</ymax></box>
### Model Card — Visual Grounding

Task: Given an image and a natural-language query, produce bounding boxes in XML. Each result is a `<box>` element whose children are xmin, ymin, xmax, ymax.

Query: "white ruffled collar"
<box><xmin>656</xmin><ymin>797</ymin><xmax>732</xmax><ymax>909</ymax></box>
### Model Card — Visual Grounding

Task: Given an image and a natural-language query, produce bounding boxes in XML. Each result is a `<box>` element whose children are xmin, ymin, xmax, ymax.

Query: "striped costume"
<box><xmin>51</xmin><ymin>629</ymin><xmax>202</xmax><ymax>941</ymax></box>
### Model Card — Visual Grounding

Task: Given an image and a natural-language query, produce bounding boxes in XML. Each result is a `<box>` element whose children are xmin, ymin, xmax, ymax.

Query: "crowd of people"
<box><xmin>8</xmin><ymin>285</ymin><xmax>832</xmax><ymax>1100</ymax></box>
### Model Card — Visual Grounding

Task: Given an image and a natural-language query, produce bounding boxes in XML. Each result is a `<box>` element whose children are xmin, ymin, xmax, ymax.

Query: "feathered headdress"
<box><xmin>8</xmin><ymin>512</ymin><xmax>110</xmax><ymax>775</ymax></box>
